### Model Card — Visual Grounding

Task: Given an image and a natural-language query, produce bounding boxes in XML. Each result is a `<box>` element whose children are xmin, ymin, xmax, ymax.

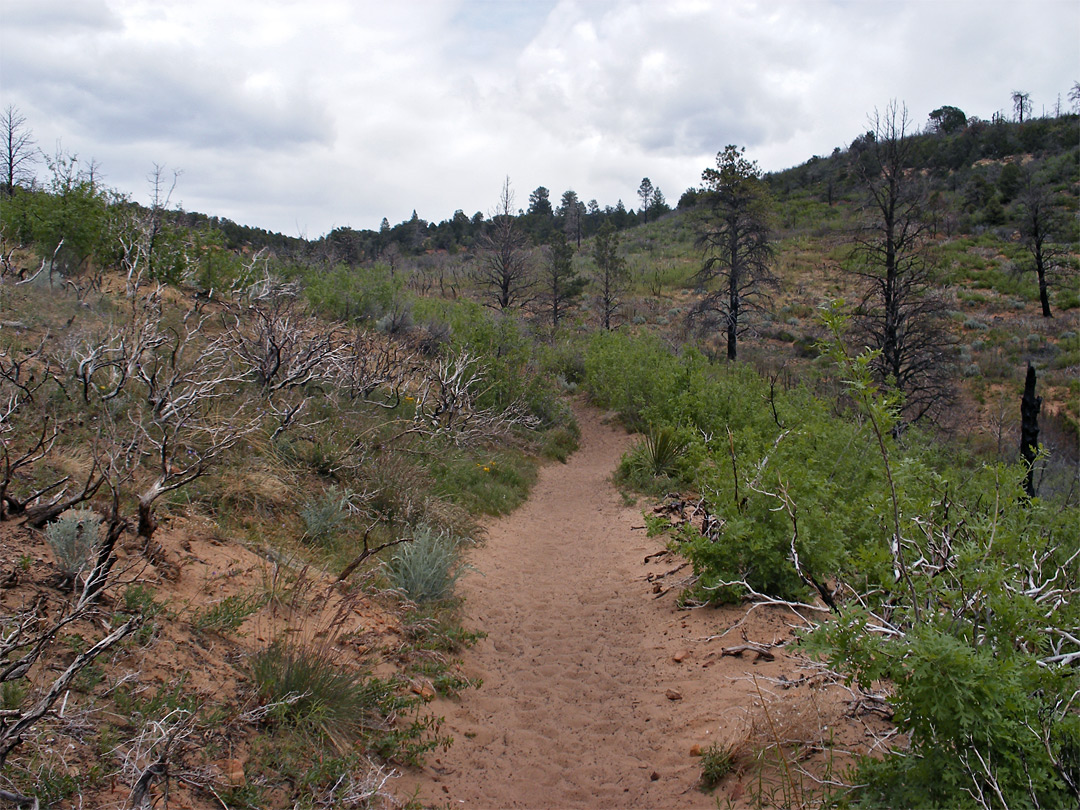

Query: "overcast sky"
<box><xmin>1</xmin><ymin>0</ymin><xmax>1076</xmax><ymax>238</ymax></box>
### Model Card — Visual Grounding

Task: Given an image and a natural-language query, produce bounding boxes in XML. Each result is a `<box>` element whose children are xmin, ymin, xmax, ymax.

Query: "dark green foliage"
<box><xmin>542</xmin><ymin>230</ymin><xmax>586</xmax><ymax>328</ymax></box>
<box><xmin>0</xmin><ymin>160</ymin><xmax>110</xmax><ymax>277</ymax></box>
<box><xmin>584</xmin><ymin>310</ymin><xmax>1079</xmax><ymax>807</ymax></box>
<box><xmin>928</xmin><ymin>105</ymin><xmax>968</xmax><ymax>135</ymax></box>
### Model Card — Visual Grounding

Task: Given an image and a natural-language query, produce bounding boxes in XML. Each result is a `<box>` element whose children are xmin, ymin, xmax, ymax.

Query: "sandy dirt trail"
<box><xmin>400</xmin><ymin>404</ymin><xmax>814</xmax><ymax>809</ymax></box>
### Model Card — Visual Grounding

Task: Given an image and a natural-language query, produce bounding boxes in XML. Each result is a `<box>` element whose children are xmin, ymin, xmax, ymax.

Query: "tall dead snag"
<box><xmin>848</xmin><ymin>102</ymin><xmax>954</xmax><ymax>423</ymax></box>
<box><xmin>474</xmin><ymin>177</ymin><xmax>535</xmax><ymax>311</ymax></box>
<box><xmin>1020</xmin><ymin>363</ymin><xmax>1041</xmax><ymax>498</ymax></box>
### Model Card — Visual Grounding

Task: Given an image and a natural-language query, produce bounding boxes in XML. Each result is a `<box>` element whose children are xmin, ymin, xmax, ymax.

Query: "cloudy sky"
<box><xmin>1</xmin><ymin>0</ymin><xmax>1076</xmax><ymax>238</ymax></box>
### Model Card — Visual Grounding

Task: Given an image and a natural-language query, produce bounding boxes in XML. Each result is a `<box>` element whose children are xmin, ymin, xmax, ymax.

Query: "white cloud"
<box><xmin>0</xmin><ymin>0</ymin><xmax>1076</xmax><ymax>236</ymax></box>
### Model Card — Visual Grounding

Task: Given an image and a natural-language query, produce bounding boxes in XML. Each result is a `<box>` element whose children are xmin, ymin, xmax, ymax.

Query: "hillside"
<box><xmin>0</xmin><ymin>105</ymin><xmax>1077</xmax><ymax>808</ymax></box>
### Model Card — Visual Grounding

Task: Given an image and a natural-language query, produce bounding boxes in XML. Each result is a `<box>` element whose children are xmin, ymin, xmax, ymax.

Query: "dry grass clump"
<box><xmin>219</xmin><ymin>466</ymin><xmax>296</xmax><ymax>515</ymax></box>
<box><xmin>713</xmin><ymin>674</ymin><xmax>892</xmax><ymax>807</ymax></box>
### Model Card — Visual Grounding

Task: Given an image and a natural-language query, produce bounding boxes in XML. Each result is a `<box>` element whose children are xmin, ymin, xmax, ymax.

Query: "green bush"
<box><xmin>428</xmin><ymin>449</ymin><xmax>536</xmax><ymax>516</ymax></box>
<box><xmin>540</xmin><ymin>423</ymin><xmax>580</xmax><ymax>462</ymax></box>
<box><xmin>583</xmin><ymin>331</ymin><xmax>679</xmax><ymax>429</ymax></box>
<box><xmin>302</xmin><ymin>263</ymin><xmax>403</xmax><ymax>324</ymax></box>
<box><xmin>299</xmin><ymin>487</ymin><xmax>351</xmax><ymax>546</ymax></box>
<box><xmin>191</xmin><ymin>591</ymin><xmax>267</xmax><ymax>633</ymax></box>
<box><xmin>801</xmin><ymin>315</ymin><xmax>1080</xmax><ymax>808</ymax></box>
<box><xmin>384</xmin><ymin>526</ymin><xmax>469</xmax><ymax>604</ymax></box>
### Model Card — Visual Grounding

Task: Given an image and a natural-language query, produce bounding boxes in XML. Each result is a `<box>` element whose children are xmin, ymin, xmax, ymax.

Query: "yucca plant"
<box><xmin>641</xmin><ymin>424</ymin><xmax>690</xmax><ymax>477</ymax></box>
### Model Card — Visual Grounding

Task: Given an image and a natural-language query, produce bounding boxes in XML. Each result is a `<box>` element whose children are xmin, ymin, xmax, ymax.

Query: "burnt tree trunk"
<box><xmin>1020</xmin><ymin>363</ymin><xmax>1042</xmax><ymax>498</ymax></box>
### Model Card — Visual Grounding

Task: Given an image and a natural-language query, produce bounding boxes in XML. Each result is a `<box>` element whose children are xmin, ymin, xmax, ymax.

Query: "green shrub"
<box><xmin>583</xmin><ymin>330</ymin><xmax>679</xmax><ymax>429</ymax></box>
<box><xmin>44</xmin><ymin>510</ymin><xmax>100</xmax><ymax>579</ymax></box>
<box><xmin>540</xmin><ymin>423</ymin><xmax>580</xmax><ymax>462</ymax></box>
<box><xmin>299</xmin><ymin>487</ymin><xmax>350</xmax><ymax>547</ymax></box>
<box><xmin>384</xmin><ymin>526</ymin><xmax>469</xmax><ymax>603</ymax></box>
<box><xmin>801</xmin><ymin>313</ymin><xmax>1080</xmax><ymax>808</ymax></box>
<box><xmin>191</xmin><ymin>591</ymin><xmax>268</xmax><ymax>633</ymax></box>
<box><xmin>428</xmin><ymin>449</ymin><xmax>536</xmax><ymax>516</ymax></box>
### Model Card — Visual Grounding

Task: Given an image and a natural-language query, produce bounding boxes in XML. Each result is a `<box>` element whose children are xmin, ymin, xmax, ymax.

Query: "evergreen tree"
<box><xmin>691</xmin><ymin>145</ymin><xmax>776</xmax><ymax>361</ymax></box>
<box><xmin>541</xmin><ymin>231</ymin><xmax>584</xmax><ymax>329</ymax></box>
<box><xmin>593</xmin><ymin>221</ymin><xmax>627</xmax><ymax>330</ymax></box>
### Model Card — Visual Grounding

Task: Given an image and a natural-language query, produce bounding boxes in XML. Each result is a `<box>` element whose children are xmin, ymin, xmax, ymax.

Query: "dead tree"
<box><xmin>221</xmin><ymin>275</ymin><xmax>348</xmax><ymax>439</ymax></box>
<box><xmin>849</xmin><ymin>102</ymin><xmax>955</xmax><ymax>423</ymax></box>
<box><xmin>0</xmin><ymin>339</ymin><xmax>58</xmax><ymax>521</ymax></box>
<box><xmin>331</xmin><ymin>331</ymin><xmax>416</xmax><ymax>405</ymax></box>
<box><xmin>1020</xmin><ymin>363</ymin><xmax>1041</xmax><ymax>498</ymax></box>
<box><xmin>69</xmin><ymin>281</ymin><xmax>257</xmax><ymax>539</ymax></box>
<box><xmin>474</xmin><ymin>178</ymin><xmax>535</xmax><ymax>310</ymax></box>
<box><xmin>412</xmin><ymin>349</ymin><xmax>538</xmax><ymax>446</ymax></box>
<box><xmin>224</xmin><ymin>281</ymin><xmax>343</xmax><ymax>394</ymax></box>
<box><xmin>127</xmin><ymin>320</ymin><xmax>256</xmax><ymax>539</ymax></box>
<box><xmin>0</xmin><ymin>507</ymin><xmax>140</xmax><ymax>767</ymax></box>
<box><xmin>1</xmin><ymin>104</ymin><xmax>37</xmax><ymax>195</ymax></box>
